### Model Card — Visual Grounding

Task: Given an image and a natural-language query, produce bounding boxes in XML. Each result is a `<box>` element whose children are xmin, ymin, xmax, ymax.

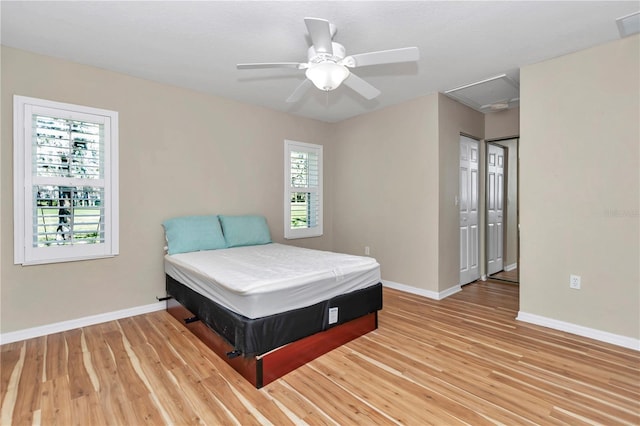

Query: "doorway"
<box><xmin>486</xmin><ymin>138</ymin><xmax>519</xmax><ymax>283</ymax></box>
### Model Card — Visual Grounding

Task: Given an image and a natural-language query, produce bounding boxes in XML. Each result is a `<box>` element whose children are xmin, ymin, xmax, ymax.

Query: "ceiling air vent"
<box><xmin>444</xmin><ymin>74</ymin><xmax>519</xmax><ymax>113</ymax></box>
<box><xmin>616</xmin><ymin>11</ymin><xmax>640</xmax><ymax>38</ymax></box>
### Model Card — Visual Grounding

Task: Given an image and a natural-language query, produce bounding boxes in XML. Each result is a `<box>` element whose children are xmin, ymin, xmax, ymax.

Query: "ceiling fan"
<box><xmin>237</xmin><ymin>17</ymin><xmax>420</xmax><ymax>103</ymax></box>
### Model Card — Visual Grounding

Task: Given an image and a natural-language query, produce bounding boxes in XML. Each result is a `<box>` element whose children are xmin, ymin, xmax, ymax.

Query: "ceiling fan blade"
<box><xmin>342</xmin><ymin>73</ymin><xmax>381</xmax><ymax>100</ymax></box>
<box><xmin>237</xmin><ymin>62</ymin><xmax>306</xmax><ymax>70</ymax></box>
<box><xmin>286</xmin><ymin>79</ymin><xmax>313</xmax><ymax>103</ymax></box>
<box><xmin>304</xmin><ymin>17</ymin><xmax>333</xmax><ymax>55</ymax></box>
<box><xmin>343</xmin><ymin>47</ymin><xmax>419</xmax><ymax>68</ymax></box>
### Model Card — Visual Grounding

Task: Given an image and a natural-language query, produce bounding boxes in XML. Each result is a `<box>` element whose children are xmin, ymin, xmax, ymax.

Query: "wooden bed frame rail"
<box><xmin>166</xmin><ymin>299</ymin><xmax>378</xmax><ymax>388</ymax></box>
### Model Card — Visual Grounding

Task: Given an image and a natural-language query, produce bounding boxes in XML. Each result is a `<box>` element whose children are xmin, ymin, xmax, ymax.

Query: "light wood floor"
<box><xmin>2</xmin><ymin>281</ymin><xmax>639</xmax><ymax>425</ymax></box>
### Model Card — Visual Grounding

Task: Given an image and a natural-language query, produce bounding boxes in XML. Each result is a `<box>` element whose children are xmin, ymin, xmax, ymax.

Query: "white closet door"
<box><xmin>460</xmin><ymin>136</ymin><xmax>480</xmax><ymax>285</ymax></box>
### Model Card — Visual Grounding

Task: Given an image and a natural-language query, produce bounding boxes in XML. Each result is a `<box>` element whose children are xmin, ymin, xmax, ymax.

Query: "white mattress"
<box><xmin>164</xmin><ymin>243</ymin><xmax>381</xmax><ymax>319</ymax></box>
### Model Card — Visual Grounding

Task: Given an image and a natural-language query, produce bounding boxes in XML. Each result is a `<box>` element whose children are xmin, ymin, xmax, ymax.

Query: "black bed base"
<box><xmin>165</xmin><ymin>275</ymin><xmax>382</xmax><ymax>387</ymax></box>
<box><xmin>165</xmin><ymin>274</ymin><xmax>383</xmax><ymax>357</ymax></box>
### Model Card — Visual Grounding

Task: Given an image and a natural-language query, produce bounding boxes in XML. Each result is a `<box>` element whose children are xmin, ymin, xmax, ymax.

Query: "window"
<box><xmin>14</xmin><ymin>95</ymin><xmax>119</xmax><ymax>265</ymax></box>
<box><xmin>284</xmin><ymin>140</ymin><xmax>323</xmax><ymax>239</ymax></box>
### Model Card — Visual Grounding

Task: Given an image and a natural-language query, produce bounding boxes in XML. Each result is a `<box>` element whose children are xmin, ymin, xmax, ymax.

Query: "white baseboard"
<box><xmin>0</xmin><ymin>301</ymin><xmax>166</xmax><ymax>345</ymax></box>
<box><xmin>504</xmin><ymin>263</ymin><xmax>518</xmax><ymax>272</ymax></box>
<box><xmin>517</xmin><ymin>311</ymin><xmax>640</xmax><ymax>351</ymax></box>
<box><xmin>383</xmin><ymin>280</ymin><xmax>461</xmax><ymax>300</ymax></box>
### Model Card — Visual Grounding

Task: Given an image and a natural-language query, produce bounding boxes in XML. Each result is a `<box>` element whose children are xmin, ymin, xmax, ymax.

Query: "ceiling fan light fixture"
<box><xmin>305</xmin><ymin>62</ymin><xmax>349</xmax><ymax>91</ymax></box>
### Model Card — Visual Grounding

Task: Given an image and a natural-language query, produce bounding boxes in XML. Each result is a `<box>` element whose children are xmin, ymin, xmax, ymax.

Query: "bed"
<box><xmin>161</xmin><ymin>214</ymin><xmax>383</xmax><ymax>388</ymax></box>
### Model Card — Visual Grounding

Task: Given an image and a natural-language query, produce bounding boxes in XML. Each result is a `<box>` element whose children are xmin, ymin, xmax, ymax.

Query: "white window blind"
<box><xmin>14</xmin><ymin>96</ymin><xmax>119</xmax><ymax>265</ymax></box>
<box><xmin>284</xmin><ymin>140</ymin><xmax>323</xmax><ymax>239</ymax></box>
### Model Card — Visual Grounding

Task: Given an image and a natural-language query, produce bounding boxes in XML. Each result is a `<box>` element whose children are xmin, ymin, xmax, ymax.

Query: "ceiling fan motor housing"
<box><xmin>308</xmin><ymin>42</ymin><xmax>346</xmax><ymax>64</ymax></box>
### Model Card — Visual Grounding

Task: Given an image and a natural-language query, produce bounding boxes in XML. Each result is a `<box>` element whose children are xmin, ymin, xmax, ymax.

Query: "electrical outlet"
<box><xmin>364</xmin><ymin>246</ymin><xmax>370</xmax><ymax>256</ymax></box>
<box><xmin>570</xmin><ymin>274</ymin><xmax>581</xmax><ymax>290</ymax></box>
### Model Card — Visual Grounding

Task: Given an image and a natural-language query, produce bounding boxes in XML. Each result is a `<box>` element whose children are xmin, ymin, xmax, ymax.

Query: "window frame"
<box><xmin>284</xmin><ymin>139</ymin><xmax>323</xmax><ymax>239</ymax></box>
<box><xmin>13</xmin><ymin>95</ymin><xmax>119</xmax><ymax>265</ymax></box>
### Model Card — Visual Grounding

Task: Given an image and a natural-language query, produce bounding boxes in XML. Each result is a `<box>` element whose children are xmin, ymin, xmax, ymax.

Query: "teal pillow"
<box><xmin>162</xmin><ymin>215</ymin><xmax>227</xmax><ymax>255</ymax></box>
<box><xmin>219</xmin><ymin>215</ymin><xmax>272</xmax><ymax>247</ymax></box>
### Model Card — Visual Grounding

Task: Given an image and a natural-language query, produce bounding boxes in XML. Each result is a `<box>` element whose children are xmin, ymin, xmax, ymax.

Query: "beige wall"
<box><xmin>331</xmin><ymin>93</ymin><xmax>483</xmax><ymax>294</ymax></box>
<box><xmin>520</xmin><ymin>35</ymin><xmax>639</xmax><ymax>339</ymax></box>
<box><xmin>485</xmin><ymin>107</ymin><xmax>519</xmax><ymax>140</ymax></box>
<box><xmin>332</xmin><ymin>95</ymin><xmax>441</xmax><ymax>291</ymax></box>
<box><xmin>1</xmin><ymin>46</ymin><xmax>332</xmax><ymax>333</ymax></box>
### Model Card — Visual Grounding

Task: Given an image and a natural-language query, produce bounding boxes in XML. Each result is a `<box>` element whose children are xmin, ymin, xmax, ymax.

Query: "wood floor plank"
<box><xmin>263</xmin><ymin>380</ymin><xmax>336</xmax><ymax>425</ymax></box>
<box><xmin>489</xmin><ymin>369</ymin><xmax>639</xmax><ymax>424</ymax></box>
<box><xmin>40</xmin><ymin>376</ymin><xmax>72</xmax><ymax>426</ymax></box>
<box><xmin>44</xmin><ymin>332</ymin><xmax>67</xmax><ymax>381</ymax></box>
<box><xmin>0</xmin><ymin>342</ymin><xmax>22</xmax><ymax>403</ymax></box>
<box><xmin>221</xmin><ymin>368</ymin><xmax>296</xmax><ymax>426</ymax></box>
<box><xmin>346</xmin><ymin>337</ymin><xmax>535</xmax><ymax>425</ymax></box>
<box><xmin>69</xmin><ymin>393</ymin><xmax>108</xmax><ymax>426</ymax></box>
<box><xmin>495</xmin><ymin>357</ymin><xmax>638</xmax><ymax>415</ymax></box>
<box><xmin>129</xmin><ymin>342</ymin><xmax>201</xmax><ymax>425</ymax></box>
<box><xmin>201</xmin><ymin>374</ymin><xmax>264</xmax><ymax>426</ymax></box>
<box><xmin>143</xmin><ymin>312</ymin><xmax>221</xmax><ymax>380</ymax></box>
<box><xmin>518</xmin><ymin>351</ymin><xmax>637</xmax><ymax>396</ymax></box>
<box><xmin>283</xmin><ymin>364</ymin><xmax>394</xmax><ymax>425</ymax></box>
<box><xmin>169</xmin><ymin>364</ymin><xmax>236</xmax><ymax>425</ymax></box>
<box><xmin>10</xmin><ymin>337</ymin><xmax>45</xmax><ymax>425</ymax></box>
<box><xmin>102</xmin><ymin>330</ymin><xmax>152</xmax><ymax>401</ymax></box>
<box><xmin>312</xmin><ymin>348</ymin><xmax>488</xmax><ymax>425</ymax></box>
<box><xmin>1</xmin><ymin>281</ymin><xmax>639</xmax><ymax>425</ymax></box>
<box><xmin>435</xmin><ymin>369</ymin><xmax>566</xmax><ymax>425</ymax></box>
<box><xmin>90</xmin><ymin>346</ymin><xmax>139</xmax><ymax>425</ymax></box>
<box><xmin>131</xmin><ymin>315</ymin><xmax>186</xmax><ymax>370</ymax></box>
<box><xmin>116</xmin><ymin>316</ymin><xmax>149</xmax><ymax>348</ymax></box>
<box><xmin>83</xmin><ymin>324</ymin><xmax>146</xmax><ymax>425</ymax></box>
<box><xmin>0</xmin><ymin>341</ymin><xmax>25</xmax><ymax>426</ymax></box>
<box><xmin>63</xmin><ymin>329</ymin><xmax>95</xmax><ymax>400</ymax></box>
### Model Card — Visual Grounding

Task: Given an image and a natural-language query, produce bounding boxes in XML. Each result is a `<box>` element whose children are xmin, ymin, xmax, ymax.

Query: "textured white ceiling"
<box><xmin>1</xmin><ymin>1</ymin><xmax>637</xmax><ymax>122</ymax></box>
